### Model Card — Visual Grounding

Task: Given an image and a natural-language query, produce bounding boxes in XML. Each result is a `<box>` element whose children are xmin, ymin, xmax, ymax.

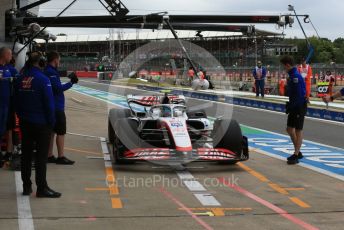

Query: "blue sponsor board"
<box><xmin>137</xmin><ymin>85</ymin><xmax>344</xmax><ymax>123</ymax></box>
<box><xmin>226</xmin><ymin>96</ymin><xmax>344</xmax><ymax>122</ymax></box>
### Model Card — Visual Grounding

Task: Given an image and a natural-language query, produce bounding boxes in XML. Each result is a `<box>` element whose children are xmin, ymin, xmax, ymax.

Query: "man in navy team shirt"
<box><xmin>3</xmin><ymin>57</ymin><xmax>19</xmax><ymax>162</ymax></box>
<box><xmin>44</xmin><ymin>51</ymin><xmax>78</xmax><ymax>165</ymax></box>
<box><xmin>15</xmin><ymin>52</ymin><xmax>61</xmax><ymax>197</ymax></box>
<box><xmin>280</xmin><ymin>56</ymin><xmax>308</xmax><ymax>165</ymax></box>
<box><xmin>0</xmin><ymin>47</ymin><xmax>13</xmax><ymax>166</ymax></box>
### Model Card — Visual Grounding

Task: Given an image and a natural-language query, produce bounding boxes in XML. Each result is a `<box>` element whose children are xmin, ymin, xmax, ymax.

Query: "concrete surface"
<box><xmin>0</xmin><ymin>85</ymin><xmax>343</xmax><ymax>230</ymax></box>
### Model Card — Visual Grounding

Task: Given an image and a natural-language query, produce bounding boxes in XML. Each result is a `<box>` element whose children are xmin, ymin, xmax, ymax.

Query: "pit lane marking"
<box><xmin>100</xmin><ymin>137</ymin><xmax>123</xmax><ymax>208</ymax></box>
<box><xmin>218</xmin><ymin>177</ymin><xmax>319</xmax><ymax>230</ymax></box>
<box><xmin>67</xmin><ymin>132</ymin><xmax>103</xmax><ymax>139</ymax></box>
<box><xmin>237</xmin><ymin>162</ymin><xmax>269</xmax><ymax>182</ymax></box>
<box><xmin>237</xmin><ymin>162</ymin><xmax>310</xmax><ymax>208</ymax></box>
<box><xmin>64</xmin><ymin>147</ymin><xmax>102</xmax><ymax>156</ymax></box>
<box><xmin>178</xmin><ymin>207</ymin><xmax>252</xmax><ymax>216</ymax></box>
<box><xmin>71</xmin><ymin>97</ymin><xmax>84</xmax><ymax>104</ymax></box>
<box><xmin>159</xmin><ymin>187</ymin><xmax>214</xmax><ymax>230</ymax></box>
<box><xmin>15</xmin><ymin>172</ymin><xmax>35</xmax><ymax>230</ymax></box>
<box><xmin>84</xmin><ymin>188</ymin><xmax>111</xmax><ymax>191</ymax></box>
<box><xmin>174</xmin><ymin>168</ymin><xmax>221</xmax><ymax>206</ymax></box>
<box><xmin>289</xmin><ymin>197</ymin><xmax>311</xmax><ymax>208</ymax></box>
<box><xmin>285</xmin><ymin>187</ymin><xmax>306</xmax><ymax>191</ymax></box>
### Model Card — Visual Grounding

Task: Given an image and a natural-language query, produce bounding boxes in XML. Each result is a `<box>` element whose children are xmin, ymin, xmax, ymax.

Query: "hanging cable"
<box><xmin>309</xmin><ymin>18</ymin><xmax>320</xmax><ymax>39</ymax></box>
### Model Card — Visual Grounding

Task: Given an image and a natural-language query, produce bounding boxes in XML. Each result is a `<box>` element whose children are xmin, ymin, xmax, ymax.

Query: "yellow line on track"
<box><xmin>111</xmin><ymin>198</ymin><xmax>123</xmax><ymax>209</ymax></box>
<box><xmin>237</xmin><ymin>162</ymin><xmax>269</xmax><ymax>182</ymax></box>
<box><xmin>289</xmin><ymin>197</ymin><xmax>311</xmax><ymax>208</ymax></box>
<box><xmin>237</xmin><ymin>162</ymin><xmax>310</xmax><ymax>208</ymax></box>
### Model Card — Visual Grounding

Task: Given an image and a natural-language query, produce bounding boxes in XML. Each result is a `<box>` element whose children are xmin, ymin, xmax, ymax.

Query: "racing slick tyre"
<box><xmin>108</xmin><ymin>108</ymin><xmax>131</xmax><ymax>144</ymax></box>
<box><xmin>212</xmin><ymin>119</ymin><xmax>243</xmax><ymax>165</ymax></box>
<box><xmin>113</xmin><ymin>118</ymin><xmax>139</xmax><ymax>164</ymax></box>
<box><xmin>108</xmin><ymin>121</ymin><xmax>115</xmax><ymax>144</ymax></box>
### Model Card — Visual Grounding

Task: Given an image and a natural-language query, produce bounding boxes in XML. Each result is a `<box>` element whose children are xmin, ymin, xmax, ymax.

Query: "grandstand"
<box><xmin>36</xmin><ymin>29</ymin><xmax>281</xmax><ymax>70</ymax></box>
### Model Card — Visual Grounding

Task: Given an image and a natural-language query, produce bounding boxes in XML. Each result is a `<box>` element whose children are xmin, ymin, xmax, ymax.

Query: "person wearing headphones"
<box><xmin>15</xmin><ymin>52</ymin><xmax>61</xmax><ymax>198</ymax></box>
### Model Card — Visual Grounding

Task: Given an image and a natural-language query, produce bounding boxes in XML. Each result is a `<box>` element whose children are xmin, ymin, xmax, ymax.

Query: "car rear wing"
<box><xmin>127</xmin><ymin>94</ymin><xmax>186</xmax><ymax>107</ymax></box>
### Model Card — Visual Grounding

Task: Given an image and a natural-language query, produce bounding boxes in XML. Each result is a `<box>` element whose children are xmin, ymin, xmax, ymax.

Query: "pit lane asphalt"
<box><xmin>1</xmin><ymin>81</ymin><xmax>343</xmax><ymax>230</ymax></box>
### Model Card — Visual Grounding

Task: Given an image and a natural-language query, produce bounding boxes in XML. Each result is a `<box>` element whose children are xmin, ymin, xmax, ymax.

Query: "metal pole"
<box><xmin>164</xmin><ymin>17</ymin><xmax>199</xmax><ymax>78</ymax></box>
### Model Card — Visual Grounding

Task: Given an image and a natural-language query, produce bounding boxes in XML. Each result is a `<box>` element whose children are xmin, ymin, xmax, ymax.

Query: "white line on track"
<box><xmin>15</xmin><ymin>171</ymin><xmax>34</xmax><ymax>230</ymax></box>
<box><xmin>66</xmin><ymin>132</ymin><xmax>103</xmax><ymax>139</ymax></box>
<box><xmin>242</xmin><ymin>124</ymin><xmax>344</xmax><ymax>152</ymax></box>
<box><xmin>253</xmin><ymin>146</ymin><xmax>344</xmax><ymax>182</ymax></box>
<box><xmin>100</xmin><ymin>137</ymin><xmax>111</xmax><ymax>162</ymax></box>
<box><xmin>175</xmin><ymin>169</ymin><xmax>221</xmax><ymax>206</ymax></box>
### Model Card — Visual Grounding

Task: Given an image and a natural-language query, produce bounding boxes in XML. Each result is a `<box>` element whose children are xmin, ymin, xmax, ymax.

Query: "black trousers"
<box><xmin>20</xmin><ymin>121</ymin><xmax>51</xmax><ymax>190</ymax></box>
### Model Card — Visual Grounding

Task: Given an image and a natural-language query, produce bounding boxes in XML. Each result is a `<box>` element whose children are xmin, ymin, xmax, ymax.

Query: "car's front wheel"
<box><xmin>212</xmin><ymin>119</ymin><xmax>243</xmax><ymax>165</ymax></box>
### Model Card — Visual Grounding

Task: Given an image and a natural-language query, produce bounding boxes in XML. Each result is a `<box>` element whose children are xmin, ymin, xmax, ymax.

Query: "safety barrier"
<box><xmin>137</xmin><ymin>85</ymin><xmax>221</xmax><ymax>101</ymax></box>
<box><xmin>75</xmin><ymin>71</ymin><xmax>98</xmax><ymax>78</ymax></box>
<box><xmin>136</xmin><ymin>84</ymin><xmax>344</xmax><ymax>122</ymax></box>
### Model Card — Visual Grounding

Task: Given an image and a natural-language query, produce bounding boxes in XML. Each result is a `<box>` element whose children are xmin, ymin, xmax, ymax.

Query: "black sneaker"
<box><xmin>298</xmin><ymin>152</ymin><xmax>303</xmax><ymax>159</ymax></box>
<box><xmin>55</xmin><ymin>156</ymin><xmax>75</xmax><ymax>165</ymax></box>
<box><xmin>287</xmin><ymin>152</ymin><xmax>303</xmax><ymax>161</ymax></box>
<box><xmin>287</xmin><ymin>154</ymin><xmax>299</xmax><ymax>165</ymax></box>
<box><xmin>47</xmin><ymin>156</ymin><xmax>57</xmax><ymax>163</ymax></box>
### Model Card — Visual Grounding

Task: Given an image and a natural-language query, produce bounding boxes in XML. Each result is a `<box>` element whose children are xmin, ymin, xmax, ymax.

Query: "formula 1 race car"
<box><xmin>108</xmin><ymin>93</ymin><xmax>249</xmax><ymax>164</ymax></box>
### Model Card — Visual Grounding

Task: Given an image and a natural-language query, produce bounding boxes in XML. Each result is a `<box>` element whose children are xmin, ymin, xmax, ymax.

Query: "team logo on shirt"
<box><xmin>22</xmin><ymin>77</ymin><xmax>33</xmax><ymax>89</ymax></box>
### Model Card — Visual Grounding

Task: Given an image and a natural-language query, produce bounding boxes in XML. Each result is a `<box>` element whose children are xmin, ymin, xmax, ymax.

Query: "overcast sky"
<box><xmin>37</xmin><ymin>0</ymin><xmax>343</xmax><ymax>40</ymax></box>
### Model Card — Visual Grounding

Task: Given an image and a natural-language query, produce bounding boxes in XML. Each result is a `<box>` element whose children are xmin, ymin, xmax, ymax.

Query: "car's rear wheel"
<box><xmin>212</xmin><ymin>119</ymin><xmax>243</xmax><ymax>165</ymax></box>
